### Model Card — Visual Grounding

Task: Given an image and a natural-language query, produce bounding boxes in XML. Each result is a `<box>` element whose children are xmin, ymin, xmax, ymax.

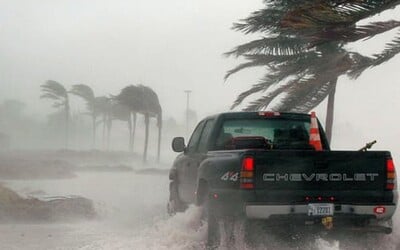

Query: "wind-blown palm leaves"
<box><xmin>226</xmin><ymin>0</ymin><xmax>400</xmax><ymax>142</ymax></box>
<box><xmin>116</xmin><ymin>85</ymin><xmax>162</xmax><ymax>163</ymax></box>
<box><xmin>70</xmin><ymin>84</ymin><xmax>97</xmax><ymax>148</ymax></box>
<box><xmin>40</xmin><ymin>80</ymin><xmax>70</xmax><ymax>148</ymax></box>
<box><xmin>138</xmin><ymin>85</ymin><xmax>162</xmax><ymax>163</ymax></box>
<box><xmin>116</xmin><ymin>85</ymin><xmax>142</xmax><ymax>152</ymax></box>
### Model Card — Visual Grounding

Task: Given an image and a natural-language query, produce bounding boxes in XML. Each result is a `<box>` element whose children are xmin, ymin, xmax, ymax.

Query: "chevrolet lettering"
<box><xmin>262</xmin><ymin>173</ymin><xmax>379</xmax><ymax>182</ymax></box>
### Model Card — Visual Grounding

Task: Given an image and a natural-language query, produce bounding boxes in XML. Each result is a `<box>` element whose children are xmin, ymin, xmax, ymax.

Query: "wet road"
<box><xmin>1</xmin><ymin>171</ymin><xmax>399</xmax><ymax>250</ymax></box>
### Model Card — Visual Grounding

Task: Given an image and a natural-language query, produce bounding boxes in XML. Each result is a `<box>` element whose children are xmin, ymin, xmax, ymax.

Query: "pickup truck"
<box><xmin>167</xmin><ymin>111</ymin><xmax>397</xmax><ymax>248</ymax></box>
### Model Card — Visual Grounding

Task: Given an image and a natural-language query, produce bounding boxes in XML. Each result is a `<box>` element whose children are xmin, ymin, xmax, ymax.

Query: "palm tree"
<box><xmin>226</xmin><ymin>1</ymin><xmax>400</xmax><ymax>142</ymax></box>
<box><xmin>70</xmin><ymin>84</ymin><xmax>97</xmax><ymax>148</ymax></box>
<box><xmin>94</xmin><ymin>96</ymin><xmax>111</xmax><ymax>149</ymax></box>
<box><xmin>105</xmin><ymin>100</ymin><xmax>131</xmax><ymax>150</ymax></box>
<box><xmin>116</xmin><ymin>85</ymin><xmax>162</xmax><ymax>163</ymax></box>
<box><xmin>137</xmin><ymin>85</ymin><xmax>162</xmax><ymax>163</ymax></box>
<box><xmin>116</xmin><ymin>85</ymin><xmax>142</xmax><ymax>152</ymax></box>
<box><xmin>40</xmin><ymin>80</ymin><xmax>70</xmax><ymax>148</ymax></box>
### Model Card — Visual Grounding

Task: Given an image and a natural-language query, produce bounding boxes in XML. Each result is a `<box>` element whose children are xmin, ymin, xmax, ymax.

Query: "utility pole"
<box><xmin>184</xmin><ymin>90</ymin><xmax>192</xmax><ymax>135</ymax></box>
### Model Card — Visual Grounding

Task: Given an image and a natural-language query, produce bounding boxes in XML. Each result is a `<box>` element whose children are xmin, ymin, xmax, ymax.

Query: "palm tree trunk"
<box><xmin>157</xmin><ymin>114</ymin><xmax>162</xmax><ymax>163</ymax></box>
<box><xmin>325</xmin><ymin>80</ymin><xmax>337</xmax><ymax>144</ymax></box>
<box><xmin>128</xmin><ymin>114</ymin><xmax>133</xmax><ymax>151</ymax></box>
<box><xmin>102</xmin><ymin>114</ymin><xmax>106</xmax><ymax>150</ymax></box>
<box><xmin>131</xmin><ymin>112</ymin><xmax>137</xmax><ymax>151</ymax></box>
<box><xmin>92</xmin><ymin>116</ymin><xmax>96</xmax><ymax>149</ymax></box>
<box><xmin>106</xmin><ymin>118</ymin><xmax>112</xmax><ymax>151</ymax></box>
<box><xmin>143</xmin><ymin>113</ymin><xmax>150</xmax><ymax>163</ymax></box>
<box><xmin>65</xmin><ymin>103</ymin><xmax>70</xmax><ymax>149</ymax></box>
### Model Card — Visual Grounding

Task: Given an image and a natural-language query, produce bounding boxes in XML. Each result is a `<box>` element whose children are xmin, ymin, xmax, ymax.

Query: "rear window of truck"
<box><xmin>215</xmin><ymin>118</ymin><xmax>312</xmax><ymax>150</ymax></box>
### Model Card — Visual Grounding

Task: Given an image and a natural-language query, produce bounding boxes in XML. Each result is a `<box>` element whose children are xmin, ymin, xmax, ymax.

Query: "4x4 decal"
<box><xmin>221</xmin><ymin>171</ymin><xmax>239</xmax><ymax>182</ymax></box>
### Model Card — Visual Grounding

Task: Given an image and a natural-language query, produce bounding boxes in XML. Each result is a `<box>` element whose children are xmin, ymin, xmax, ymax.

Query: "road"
<box><xmin>0</xmin><ymin>170</ymin><xmax>399</xmax><ymax>250</ymax></box>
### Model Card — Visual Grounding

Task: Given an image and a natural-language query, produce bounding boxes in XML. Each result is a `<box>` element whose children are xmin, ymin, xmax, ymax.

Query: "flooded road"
<box><xmin>0</xmin><ymin>171</ymin><xmax>206</xmax><ymax>250</ymax></box>
<box><xmin>1</xmin><ymin>171</ymin><xmax>399</xmax><ymax>250</ymax></box>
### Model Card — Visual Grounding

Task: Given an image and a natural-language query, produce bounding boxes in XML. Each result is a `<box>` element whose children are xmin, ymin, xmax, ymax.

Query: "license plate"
<box><xmin>308</xmin><ymin>203</ymin><xmax>334</xmax><ymax>216</ymax></box>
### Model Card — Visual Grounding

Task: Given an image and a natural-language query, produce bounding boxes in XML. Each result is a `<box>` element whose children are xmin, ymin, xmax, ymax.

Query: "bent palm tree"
<box><xmin>70</xmin><ymin>84</ymin><xmax>97</xmax><ymax>148</ymax></box>
<box><xmin>226</xmin><ymin>0</ymin><xmax>400</xmax><ymax>142</ymax></box>
<box><xmin>106</xmin><ymin>100</ymin><xmax>131</xmax><ymax>150</ymax></box>
<box><xmin>116</xmin><ymin>85</ymin><xmax>142</xmax><ymax>152</ymax></box>
<box><xmin>138</xmin><ymin>85</ymin><xmax>162</xmax><ymax>163</ymax></box>
<box><xmin>116</xmin><ymin>85</ymin><xmax>163</xmax><ymax>163</ymax></box>
<box><xmin>40</xmin><ymin>80</ymin><xmax>70</xmax><ymax>148</ymax></box>
<box><xmin>94</xmin><ymin>96</ymin><xmax>111</xmax><ymax>149</ymax></box>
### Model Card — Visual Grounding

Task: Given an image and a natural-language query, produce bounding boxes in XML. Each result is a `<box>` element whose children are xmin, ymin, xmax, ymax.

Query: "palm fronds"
<box><xmin>372</xmin><ymin>32</ymin><xmax>400</xmax><ymax>66</ymax></box>
<box><xmin>40</xmin><ymin>80</ymin><xmax>70</xmax><ymax>148</ymax></box>
<box><xmin>40</xmin><ymin>80</ymin><xmax>69</xmax><ymax>108</ymax></box>
<box><xmin>70</xmin><ymin>84</ymin><xmax>95</xmax><ymax>111</ymax></box>
<box><xmin>225</xmin><ymin>37</ymin><xmax>309</xmax><ymax>57</ymax></box>
<box><xmin>227</xmin><ymin>0</ymin><xmax>400</xmax><ymax>112</ymax></box>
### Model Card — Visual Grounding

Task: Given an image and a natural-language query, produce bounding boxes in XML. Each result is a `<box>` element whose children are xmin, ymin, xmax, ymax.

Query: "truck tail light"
<box><xmin>386</xmin><ymin>157</ymin><xmax>396</xmax><ymax>190</ymax></box>
<box><xmin>240</xmin><ymin>156</ymin><xmax>255</xmax><ymax>189</ymax></box>
<box><xmin>374</xmin><ymin>206</ymin><xmax>386</xmax><ymax>215</ymax></box>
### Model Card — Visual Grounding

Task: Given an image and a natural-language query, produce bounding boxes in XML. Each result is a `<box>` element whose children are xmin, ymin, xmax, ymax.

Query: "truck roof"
<box><xmin>202</xmin><ymin>111</ymin><xmax>311</xmax><ymax>121</ymax></box>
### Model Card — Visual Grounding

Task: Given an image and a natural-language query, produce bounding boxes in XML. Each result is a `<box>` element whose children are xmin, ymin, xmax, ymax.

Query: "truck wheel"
<box><xmin>243</xmin><ymin>219</ymin><xmax>265</xmax><ymax>247</ymax></box>
<box><xmin>167</xmin><ymin>181</ymin><xmax>186</xmax><ymax>215</ymax></box>
<box><xmin>206</xmin><ymin>198</ymin><xmax>220</xmax><ymax>249</ymax></box>
<box><xmin>208</xmin><ymin>214</ymin><xmax>244</xmax><ymax>249</ymax></box>
<box><xmin>196</xmin><ymin>183</ymin><xmax>221</xmax><ymax>248</ymax></box>
<box><xmin>204</xmin><ymin>197</ymin><xmax>238</xmax><ymax>249</ymax></box>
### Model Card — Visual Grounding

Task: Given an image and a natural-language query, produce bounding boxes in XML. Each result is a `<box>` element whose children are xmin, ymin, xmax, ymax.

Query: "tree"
<box><xmin>94</xmin><ymin>96</ymin><xmax>112</xmax><ymax>149</ymax></box>
<box><xmin>226</xmin><ymin>0</ymin><xmax>400</xmax><ymax>142</ymax></box>
<box><xmin>70</xmin><ymin>84</ymin><xmax>97</xmax><ymax>148</ymax></box>
<box><xmin>116</xmin><ymin>85</ymin><xmax>142</xmax><ymax>152</ymax></box>
<box><xmin>116</xmin><ymin>85</ymin><xmax>162</xmax><ymax>163</ymax></box>
<box><xmin>105</xmin><ymin>100</ymin><xmax>131</xmax><ymax>150</ymax></box>
<box><xmin>138</xmin><ymin>85</ymin><xmax>162</xmax><ymax>163</ymax></box>
<box><xmin>40</xmin><ymin>80</ymin><xmax>70</xmax><ymax>148</ymax></box>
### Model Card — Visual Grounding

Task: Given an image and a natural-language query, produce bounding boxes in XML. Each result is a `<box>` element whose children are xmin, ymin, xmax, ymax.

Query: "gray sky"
<box><xmin>0</xmin><ymin>0</ymin><xmax>263</xmax><ymax>121</ymax></box>
<box><xmin>1</xmin><ymin>0</ymin><xmax>400</xmax><ymax>154</ymax></box>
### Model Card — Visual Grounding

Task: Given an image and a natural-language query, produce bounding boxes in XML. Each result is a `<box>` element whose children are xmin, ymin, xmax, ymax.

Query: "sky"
<box><xmin>0</xmin><ymin>0</ymin><xmax>264</xmax><ymax>121</ymax></box>
<box><xmin>0</xmin><ymin>0</ymin><xmax>400</xmax><ymax>154</ymax></box>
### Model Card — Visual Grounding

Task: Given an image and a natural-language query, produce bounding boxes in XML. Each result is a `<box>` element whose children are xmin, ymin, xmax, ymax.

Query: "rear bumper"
<box><xmin>245</xmin><ymin>204</ymin><xmax>396</xmax><ymax>220</ymax></box>
<box><xmin>244</xmin><ymin>204</ymin><xmax>395</xmax><ymax>234</ymax></box>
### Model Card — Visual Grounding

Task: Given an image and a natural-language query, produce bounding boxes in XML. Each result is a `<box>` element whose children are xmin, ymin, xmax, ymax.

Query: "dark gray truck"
<box><xmin>168</xmin><ymin>111</ymin><xmax>397</xmax><ymax>247</ymax></box>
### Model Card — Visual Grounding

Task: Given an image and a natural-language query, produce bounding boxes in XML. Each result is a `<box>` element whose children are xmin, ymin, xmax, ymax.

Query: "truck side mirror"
<box><xmin>172</xmin><ymin>137</ymin><xmax>186</xmax><ymax>152</ymax></box>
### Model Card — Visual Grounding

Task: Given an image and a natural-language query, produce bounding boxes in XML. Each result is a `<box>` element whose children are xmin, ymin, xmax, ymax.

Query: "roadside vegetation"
<box><xmin>40</xmin><ymin>82</ymin><xmax>162</xmax><ymax>163</ymax></box>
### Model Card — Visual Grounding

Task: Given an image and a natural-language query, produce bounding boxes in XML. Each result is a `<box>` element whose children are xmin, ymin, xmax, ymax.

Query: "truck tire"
<box><xmin>205</xmin><ymin>197</ymin><xmax>220</xmax><ymax>249</ymax></box>
<box><xmin>205</xmin><ymin>196</ymin><xmax>238</xmax><ymax>249</ymax></box>
<box><xmin>243</xmin><ymin>219</ymin><xmax>257</xmax><ymax>247</ymax></box>
<box><xmin>167</xmin><ymin>181</ymin><xmax>186</xmax><ymax>215</ymax></box>
<box><xmin>195</xmin><ymin>182</ymin><xmax>221</xmax><ymax>248</ymax></box>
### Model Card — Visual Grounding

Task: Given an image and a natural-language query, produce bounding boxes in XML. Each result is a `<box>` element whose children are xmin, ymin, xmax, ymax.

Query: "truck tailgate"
<box><xmin>253</xmin><ymin>150</ymin><xmax>391</xmax><ymax>203</ymax></box>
